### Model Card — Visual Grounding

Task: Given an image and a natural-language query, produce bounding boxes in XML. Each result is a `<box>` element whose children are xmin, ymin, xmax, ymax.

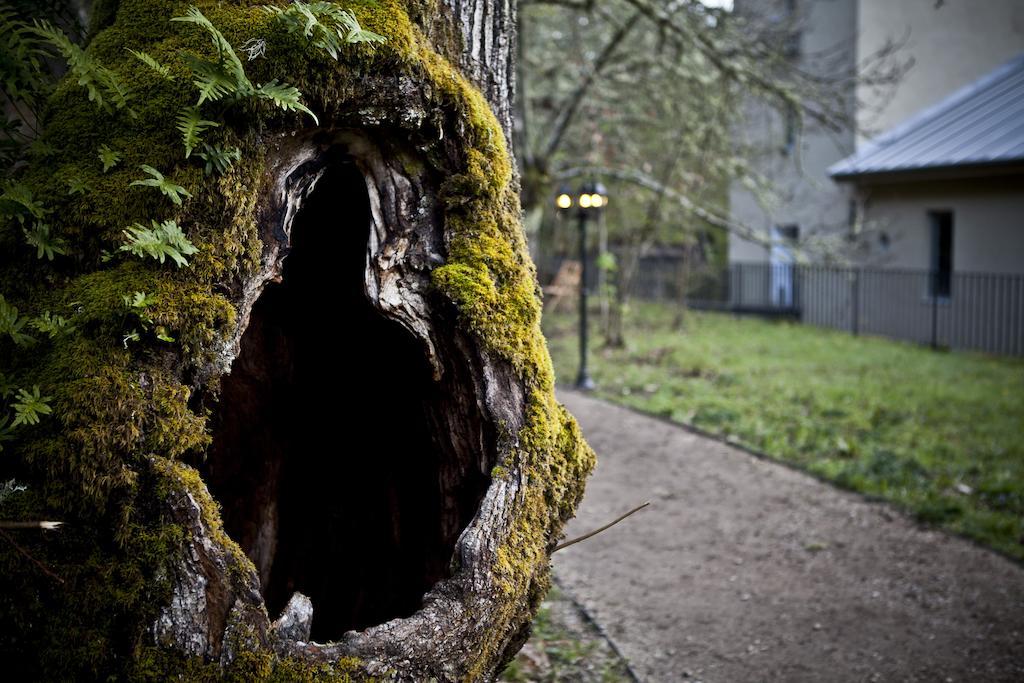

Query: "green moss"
<box><xmin>0</xmin><ymin>467</ymin><xmax>182</xmax><ymax>681</ymax></box>
<box><xmin>1</xmin><ymin>0</ymin><xmax>594</xmax><ymax>678</ymax></box>
<box><xmin>150</xmin><ymin>457</ymin><xmax>249</xmax><ymax>577</ymax></box>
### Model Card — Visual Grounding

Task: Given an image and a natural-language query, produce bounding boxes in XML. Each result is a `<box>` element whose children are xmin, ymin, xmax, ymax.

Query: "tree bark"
<box><xmin>1</xmin><ymin>2</ymin><xmax>593</xmax><ymax>681</ymax></box>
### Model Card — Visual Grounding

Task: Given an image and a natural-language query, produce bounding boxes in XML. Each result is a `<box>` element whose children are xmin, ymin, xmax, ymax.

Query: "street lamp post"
<box><xmin>556</xmin><ymin>182</ymin><xmax>608</xmax><ymax>391</ymax></box>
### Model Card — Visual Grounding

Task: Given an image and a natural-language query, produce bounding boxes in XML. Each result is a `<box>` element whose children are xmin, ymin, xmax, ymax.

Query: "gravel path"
<box><xmin>553</xmin><ymin>390</ymin><xmax>1024</xmax><ymax>683</ymax></box>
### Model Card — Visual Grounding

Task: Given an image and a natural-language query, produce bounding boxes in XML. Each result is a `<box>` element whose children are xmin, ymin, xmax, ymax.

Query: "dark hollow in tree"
<box><xmin>1</xmin><ymin>2</ymin><xmax>597</xmax><ymax>679</ymax></box>
<box><xmin>205</xmin><ymin>160</ymin><xmax>490</xmax><ymax>640</ymax></box>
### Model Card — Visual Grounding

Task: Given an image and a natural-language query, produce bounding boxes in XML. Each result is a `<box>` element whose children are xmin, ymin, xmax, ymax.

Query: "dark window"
<box><xmin>781</xmin><ymin>106</ymin><xmax>797</xmax><ymax>156</ymax></box>
<box><xmin>783</xmin><ymin>0</ymin><xmax>801</xmax><ymax>57</ymax></box>
<box><xmin>929</xmin><ymin>211</ymin><xmax>953</xmax><ymax>299</ymax></box>
<box><xmin>777</xmin><ymin>224</ymin><xmax>799</xmax><ymax>242</ymax></box>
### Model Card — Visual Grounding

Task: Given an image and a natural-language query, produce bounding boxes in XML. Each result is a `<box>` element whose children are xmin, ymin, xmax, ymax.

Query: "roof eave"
<box><xmin>831</xmin><ymin>159</ymin><xmax>1024</xmax><ymax>185</ymax></box>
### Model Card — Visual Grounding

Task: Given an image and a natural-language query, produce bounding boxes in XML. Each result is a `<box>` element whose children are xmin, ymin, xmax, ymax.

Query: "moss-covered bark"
<box><xmin>0</xmin><ymin>1</ymin><xmax>594</xmax><ymax>680</ymax></box>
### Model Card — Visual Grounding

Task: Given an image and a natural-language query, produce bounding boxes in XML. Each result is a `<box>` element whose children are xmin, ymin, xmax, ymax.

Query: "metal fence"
<box><xmin>629</xmin><ymin>261</ymin><xmax>1024</xmax><ymax>356</ymax></box>
<box><xmin>536</xmin><ymin>251</ymin><xmax>1024</xmax><ymax>356</ymax></box>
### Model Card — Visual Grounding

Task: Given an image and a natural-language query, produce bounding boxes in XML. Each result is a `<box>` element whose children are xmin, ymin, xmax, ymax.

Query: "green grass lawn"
<box><xmin>543</xmin><ymin>301</ymin><xmax>1024</xmax><ymax>561</ymax></box>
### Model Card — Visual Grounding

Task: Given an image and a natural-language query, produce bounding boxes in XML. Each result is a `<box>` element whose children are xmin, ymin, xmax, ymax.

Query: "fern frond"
<box><xmin>119</xmin><ymin>220</ymin><xmax>198</xmax><ymax>267</ymax></box>
<box><xmin>0</xmin><ymin>10</ymin><xmax>52</xmax><ymax>113</ymax></box>
<box><xmin>30</xmin><ymin>311</ymin><xmax>75</xmax><ymax>339</ymax></box>
<box><xmin>171</xmin><ymin>7</ymin><xmax>251</xmax><ymax>96</ymax></box>
<box><xmin>127</xmin><ymin>48</ymin><xmax>173</xmax><ymax>79</ymax></box>
<box><xmin>0</xmin><ymin>372</ymin><xmax>15</xmax><ymax>399</ymax></box>
<box><xmin>23</xmin><ymin>222</ymin><xmax>68</xmax><ymax>260</ymax></box>
<box><xmin>262</xmin><ymin>2</ymin><xmax>385</xmax><ymax>60</ymax></box>
<box><xmin>0</xmin><ymin>295</ymin><xmax>34</xmax><ymax>346</ymax></box>
<box><xmin>66</xmin><ymin>176</ymin><xmax>91</xmax><ymax>195</ymax></box>
<box><xmin>11</xmin><ymin>386</ymin><xmax>52</xmax><ymax>427</ymax></box>
<box><xmin>255</xmin><ymin>79</ymin><xmax>319</xmax><ymax>124</ymax></box>
<box><xmin>98</xmin><ymin>144</ymin><xmax>121</xmax><ymax>172</ymax></box>
<box><xmin>196</xmin><ymin>143</ymin><xmax>241</xmax><ymax>176</ymax></box>
<box><xmin>181</xmin><ymin>54</ymin><xmax>242</xmax><ymax>104</ymax></box>
<box><xmin>123</xmin><ymin>291</ymin><xmax>158</xmax><ymax>310</ymax></box>
<box><xmin>176</xmin><ymin>106</ymin><xmax>220</xmax><ymax>157</ymax></box>
<box><xmin>28</xmin><ymin>20</ymin><xmax>133</xmax><ymax>114</ymax></box>
<box><xmin>0</xmin><ymin>415</ymin><xmax>15</xmax><ymax>451</ymax></box>
<box><xmin>0</xmin><ymin>181</ymin><xmax>47</xmax><ymax>224</ymax></box>
<box><xmin>129</xmin><ymin>165</ymin><xmax>192</xmax><ymax>205</ymax></box>
<box><xmin>121</xmin><ymin>292</ymin><xmax>174</xmax><ymax>344</ymax></box>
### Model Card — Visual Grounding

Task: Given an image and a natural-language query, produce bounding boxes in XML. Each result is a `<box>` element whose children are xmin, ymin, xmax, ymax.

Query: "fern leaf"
<box><xmin>176</xmin><ymin>106</ymin><xmax>220</xmax><ymax>157</ymax></box>
<box><xmin>0</xmin><ymin>10</ymin><xmax>52</xmax><ymax>116</ymax></box>
<box><xmin>28</xmin><ymin>20</ymin><xmax>133</xmax><ymax>114</ymax></box>
<box><xmin>262</xmin><ymin>2</ymin><xmax>385</xmax><ymax>60</ymax></box>
<box><xmin>129</xmin><ymin>165</ymin><xmax>192</xmax><ymax>205</ymax></box>
<box><xmin>0</xmin><ymin>182</ymin><xmax>47</xmax><ymax>224</ymax></box>
<box><xmin>23</xmin><ymin>222</ymin><xmax>68</xmax><ymax>260</ymax></box>
<box><xmin>127</xmin><ymin>48</ymin><xmax>173</xmax><ymax>79</ymax></box>
<box><xmin>255</xmin><ymin>80</ymin><xmax>319</xmax><ymax>124</ymax></box>
<box><xmin>11</xmin><ymin>386</ymin><xmax>52</xmax><ymax>427</ymax></box>
<box><xmin>0</xmin><ymin>295</ymin><xmax>35</xmax><ymax>346</ymax></box>
<box><xmin>182</xmin><ymin>54</ymin><xmax>241</xmax><ymax>104</ymax></box>
<box><xmin>30</xmin><ymin>311</ymin><xmax>75</xmax><ymax>339</ymax></box>
<box><xmin>119</xmin><ymin>220</ymin><xmax>198</xmax><ymax>267</ymax></box>
<box><xmin>98</xmin><ymin>144</ymin><xmax>121</xmax><ymax>172</ymax></box>
<box><xmin>196</xmin><ymin>143</ymin><xmax>241</xmax><ymax>176</ymax></box>
<box><xmin>66</xmin><ymin>176</ymin><xmax>91</xmax><ymax>195</ymax></box>
<box><xmin>172</xmin><ymin>7</ymin><xmax>251</xmax><ymax>95</ymax></box>
<box><xmin>124</xmin><ymin>291</ymin><xmax>158</xmax><ymax>310</ymax></box>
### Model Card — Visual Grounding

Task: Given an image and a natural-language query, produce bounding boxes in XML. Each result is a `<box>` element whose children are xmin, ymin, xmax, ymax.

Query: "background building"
<box><xmin>721</xmin><ymin>0</ymin><xmax>1024</xmax><ymax>354</ymax></box>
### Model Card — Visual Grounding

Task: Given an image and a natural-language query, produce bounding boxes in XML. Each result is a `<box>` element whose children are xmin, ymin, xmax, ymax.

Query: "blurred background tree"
<box><xmin>517</xmin><ymin>0</ymin><xmax>906</xmax><ymax>344</ymax></box>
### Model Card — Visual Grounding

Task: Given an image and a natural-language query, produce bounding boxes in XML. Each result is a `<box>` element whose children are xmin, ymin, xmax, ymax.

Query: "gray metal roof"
<box><xmin>829</xmin><ymin>51</ymin><xmax>1024</xmax><ymax>180</ymax></box>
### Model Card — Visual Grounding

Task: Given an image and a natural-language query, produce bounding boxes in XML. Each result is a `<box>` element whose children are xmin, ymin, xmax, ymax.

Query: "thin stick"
<box><xmin>0</xmin><ymin>520</ymin><xmax>63</xmax><ymax>530</ymax></box>
<box><xmin>553</xmin><ymin>502</ymin><xmax>651</xmax><ymax>553</ymax></box>
<box><xmin>0</xmin><ymin>527</ymin><xmax>64</xmax><ymax>584</ymax></box>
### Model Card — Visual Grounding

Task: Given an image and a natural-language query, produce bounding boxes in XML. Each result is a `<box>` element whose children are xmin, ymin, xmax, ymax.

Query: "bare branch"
<box><xmin>557</xmin><ymin>164</ymin><xmax>775</xmax><ymax>250</ymax></box>
<box><xmin>541</xmin><ymin>10</ymin><xmax>642</xmax><ymax>159</ymax></box>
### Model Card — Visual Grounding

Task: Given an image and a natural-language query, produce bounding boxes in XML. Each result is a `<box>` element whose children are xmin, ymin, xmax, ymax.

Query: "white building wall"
<box><xmin>729</xmin><ymin>0</ymin><xmax>858</xmax><ymax>264</ymax></box>
<box><xmin>859</xmin><ymin>175</ymin><xmax>1024</xmax><ymax>274</ymax></box>
<box><xmin>856</xmin><ymin>0</ymin><xmax>1024</xmax><ymax>143</ymax></box>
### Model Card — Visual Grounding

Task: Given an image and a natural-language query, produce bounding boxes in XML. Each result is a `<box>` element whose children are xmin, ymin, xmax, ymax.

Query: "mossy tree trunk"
<box><xmin>0</xmin><ymin>1</ymin><xmax>593</xmax><ymax>681</ymax></box>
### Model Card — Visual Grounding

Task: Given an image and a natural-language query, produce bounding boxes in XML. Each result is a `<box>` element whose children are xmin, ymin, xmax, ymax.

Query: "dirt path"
<box><xmin>553</xmin><ymin>391</ymin><xmax>1024</xmax><ymax>682</ymax></box>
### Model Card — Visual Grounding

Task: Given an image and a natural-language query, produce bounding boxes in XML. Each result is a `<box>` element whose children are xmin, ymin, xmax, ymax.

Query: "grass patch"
<box><xmin>543</xmin><ymin>302</ymin><xmax>1024</xmax><ymax>561</ymax></box>
<box><xmin>499</xmin><ymin>585</ymin><xmax>631</xmax><ymax>682</ymax></box>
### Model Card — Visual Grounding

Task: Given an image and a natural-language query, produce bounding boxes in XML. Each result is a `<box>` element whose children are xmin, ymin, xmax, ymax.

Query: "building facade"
<box><xmin>723</xmin><ymin>0</ymin><xmax>1024</xmax><ymax>354</ymax></box>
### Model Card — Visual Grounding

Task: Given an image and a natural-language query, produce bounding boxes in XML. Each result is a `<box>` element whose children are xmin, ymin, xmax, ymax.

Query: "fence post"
<box><xmin>852</xmin><ymin>268</ymin><xmax>861</xmax><ymax>336</ymax></box>
<box><xmin>737</xmin><ymin>264</ymin><xmax>744</xmax><ymax>312</ymax></box>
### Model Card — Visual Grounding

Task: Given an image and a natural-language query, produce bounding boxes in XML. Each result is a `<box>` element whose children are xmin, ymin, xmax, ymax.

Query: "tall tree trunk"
<box><xmin>0</xmin><ymin>2</ymin><xmax>593</xmax><ymax>681</ymax></box>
